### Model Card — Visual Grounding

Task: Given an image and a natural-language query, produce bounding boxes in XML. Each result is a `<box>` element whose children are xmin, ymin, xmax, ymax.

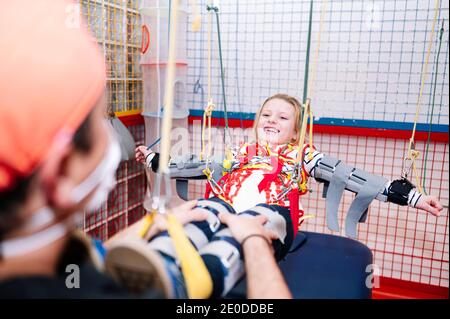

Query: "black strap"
<box><xmin>387</xmin><ymin>178</ymin><xmax>415</xmax><ymax>206</ymax></box>
<box><xmin>149</xmin><ymin>153</ymin><xmax>160</xmax><ymax>173</ymax></box>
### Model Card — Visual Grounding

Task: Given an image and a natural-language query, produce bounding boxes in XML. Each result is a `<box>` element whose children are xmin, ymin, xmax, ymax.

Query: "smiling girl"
<box><xmin>131</xmin><ymin>93</ymin><xmax>442</xmax><ymax>298</ymax></box>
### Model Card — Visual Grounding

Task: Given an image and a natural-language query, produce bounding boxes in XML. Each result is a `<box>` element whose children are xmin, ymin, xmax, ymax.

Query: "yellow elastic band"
<box><xmin>166</xmin><ymin>214</ymin><xmax>213</xmax><ymax>299</ymax></box>
<box><xmin>139</xmin><ymin>213</ymin><xmax>155</xmax><ymax>238</ymax></box>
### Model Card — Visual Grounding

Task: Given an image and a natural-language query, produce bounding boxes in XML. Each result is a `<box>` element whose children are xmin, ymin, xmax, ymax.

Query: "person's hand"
<box><xmin>135</xmin><ymin>145</ymin><xmax>153</xmax><ymax>164</ymax></box>
<box><xmin>104</xmin><ymin>200</ymin><xmax>207</xmax><ymax>247</ymax></box>
<box><xmin>218</xmin><ymin>212</ymin><xmax>278</xmax><ymax>244</ymax></box>
<box><xmin>416</xmin><ymin>195</ymin><xmax>444</xmax><ymax>216</ymax></box>
<box><xmin>151</xmin><ymin>200</ymin><xmax>208</xmax><ymax>233</ymax></box>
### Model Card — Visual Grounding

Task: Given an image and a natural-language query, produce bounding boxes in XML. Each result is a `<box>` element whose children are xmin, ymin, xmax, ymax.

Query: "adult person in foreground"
<box><xmin>0</xmin><ymin>0</ymin><xmax>291</xmax><ymax>299</ymax></box>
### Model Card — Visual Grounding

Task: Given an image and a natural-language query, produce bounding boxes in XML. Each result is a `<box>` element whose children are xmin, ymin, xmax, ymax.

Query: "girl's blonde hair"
<box><xmin>253</xmin><ymin>93</ymin><xmax>303</xmax><ymax>144</ymax></box>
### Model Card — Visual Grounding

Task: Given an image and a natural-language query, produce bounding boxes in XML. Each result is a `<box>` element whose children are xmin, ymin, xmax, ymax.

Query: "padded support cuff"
<box><xmin>387</xmin><ymin>178</ymin><xmax>415</xmax><ymax>206</ymax></box>
<box><xmin>325</xmin><ymin>158</ymin><xmax>354</xmax><ymax>232</ymax></box>
<box><xmin>314</xmin><ymin>155</ymin><xmax>389</xmax><ymax>237</ymax></box>
<box><xmin>199</xmin><ymin>240</ymin><xmax>244</xmax><ymax>295</ymax></box>
<box><xmin>345</xmin><ymin>170</ymin><xmax>388</xmax><ymax>238</ymax></box>
<box><xmin>240</xmin><ymin>205</ymin><xmax>288</xmax><ymax>244</ymax></box>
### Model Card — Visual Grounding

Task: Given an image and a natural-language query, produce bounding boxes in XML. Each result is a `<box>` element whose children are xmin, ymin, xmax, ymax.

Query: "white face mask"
<box><xmin>71</xmin><ymin>126</ymin><xmax>121</xmax><ymax>212</ymax></box>
<box><xmin>0</xmin><ymin>207</ymin><xmax>82</xmax><ymax>258</ymax></box>
<box><xmin>0</xmin><ymin>123</ymin><xmax>121</xmax><ymax>258</ymax></box>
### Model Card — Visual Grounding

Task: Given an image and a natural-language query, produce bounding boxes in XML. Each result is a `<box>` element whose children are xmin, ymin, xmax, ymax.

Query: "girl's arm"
<box><xmin>301</xmin><ymin>146</ymin><xmax>443</xmax><ymax>216</ymax></box>
<box><xmin>135</xmin><ymin>145</ymin><xmax>159</xmax><ymax>172</ymax></box>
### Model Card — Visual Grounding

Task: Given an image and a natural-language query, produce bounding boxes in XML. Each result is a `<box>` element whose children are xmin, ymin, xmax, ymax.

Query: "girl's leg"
<box><xmin>147</xmin><ymin>197</ymin><xmax>235</xmax><ymax>257</ymax></box>
<box><xmin>198</xmin><ymin>204</ymin><xmax>294</xmax><ymax>298</ymax></box>
<box><xmin>145</xmin><ymin>197</ymin><xmax>235</xmax><ymax>297</ymax></box>
<box><xmin>198</xmin><ymin>227</ymin><xmax>244</xmax><ymax>298</ymax></box>
<box><xmin>105</xmin><ymin>197</ymin><xmax>235</xmax><ymax>298</ymax></box>
<box><xmin>238</xmin><ymin>203</ymin><xmax>294</xmax><ymax>260</ymax></box>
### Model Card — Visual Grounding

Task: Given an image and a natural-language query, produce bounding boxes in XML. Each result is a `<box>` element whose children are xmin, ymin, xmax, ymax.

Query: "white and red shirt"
<box><xmin>208</xmin><ymin>142</ymin><xmax>323</xmax><ymax>213</ymax></box>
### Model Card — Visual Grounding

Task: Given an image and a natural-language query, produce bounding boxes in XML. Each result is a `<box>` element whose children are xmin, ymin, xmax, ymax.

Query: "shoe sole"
<box><xmin>104</xmin><ymin>238</ymin><xmax>173</xmax><ymax>298</ymax></box>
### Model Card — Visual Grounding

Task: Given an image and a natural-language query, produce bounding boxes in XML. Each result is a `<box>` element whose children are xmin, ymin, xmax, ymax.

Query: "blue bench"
<box><xmin>227</xmin><ymin>231</ymin><xmax>373</xmax><ymax>299</ymax></box>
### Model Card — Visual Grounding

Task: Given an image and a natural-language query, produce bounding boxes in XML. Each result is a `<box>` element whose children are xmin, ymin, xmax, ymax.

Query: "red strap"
<box><xmin>288</xmin><ymin>190</ymin><xmax>300</xmax><ymax>237</ymax></box>
<box><xmin>257</xmin><ymin>156</ymin><xmax>283</xmax><ymax>192</ymax></box>
<box><xmin>204</xmin><ymin>181</ymin><xmax>212</xmax><ymax>199</ymax></box>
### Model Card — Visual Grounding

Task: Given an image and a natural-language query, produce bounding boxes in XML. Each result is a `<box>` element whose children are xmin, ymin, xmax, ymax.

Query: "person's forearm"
<box><xmin>243</xmin><ymin>237</ymin><xmax>292</xmax><ymax>299</ymax></box>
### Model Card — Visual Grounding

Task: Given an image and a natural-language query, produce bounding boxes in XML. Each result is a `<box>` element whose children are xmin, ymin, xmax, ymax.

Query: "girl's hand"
<box><xmin>416</xmin><ymin>195</ymin><xmax>444</xmax><ymax>216</ymax></box>
<box><xmin>135</xmin><ymin>145</ymin><xmax>153</xmax><ymax>164</ymax></box>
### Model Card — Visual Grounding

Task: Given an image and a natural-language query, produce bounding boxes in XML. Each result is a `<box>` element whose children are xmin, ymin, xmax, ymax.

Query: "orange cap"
<box><xmin>0</xmin><ymin>0</ymin><xmax>106</xmax><ymax>191</ymax></box>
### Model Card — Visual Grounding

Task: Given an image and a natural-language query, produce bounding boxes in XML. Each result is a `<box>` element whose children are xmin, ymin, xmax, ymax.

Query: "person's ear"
<box><xmin>39</xmin><ymin>131</ymin><xmax>78</xmax><ymax>210</ymax></box>
<box><xmin>292</xmin><ymin>128</ymin><xmax>298</xmax><ymax>143</ymax></box>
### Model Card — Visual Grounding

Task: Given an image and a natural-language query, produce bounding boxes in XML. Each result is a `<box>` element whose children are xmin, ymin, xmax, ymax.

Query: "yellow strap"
<box><xmin>308</xmin><ymin>108</ymin><xmax>314</xmax><ymax>161</ymax></box>
<box><xmin>154</xmin><ymin>0</ymin><xmax>213</xmax><ymax>299</ymax></box>
<box><xmin>296</xmin><ymin>99</ymin><xmax>311</xmax><ymax>164</ymax></box>
<box><xmin>139</xmin><ymin>213</ymin><xmax>155</xmax><ymax>238</ymax></box>
<box><xmin>138</xmin><ymin>207</ymin><xmax>214</xmax><ymax>299</ymax></box>
<box><xmin>410</xmin><ymin>150</ymin><xmax>424</xmax><ymax>194</ymax></box>
<box><xmin>200</xmin><ymin>100</ymin><xmax>214</xmax><ymax>161</ymax></box>
<box><xmin>203</xmin><ymin>166</ymin><xmax>212</xmax><ymax>179</ymax></box>
<box><xmin>298</xmin><ymin>167</ymin><xmax>308</xmax><ymax>192</ymax></box>
<box><xmin>244</xmin><ymin>163</ymin><xmax>273</xmax><ymax>170</ymax></box>
<box><xmin>166</xmin><ymin>214</ymin><xmax>213</xmax><ymax>299</ymax></box>
<box><xmin>222</xmin><ymin>146</ymin><xmax>234</xmax><ymax>171</ymax></box>
<box><xmin>295</xmin><ymin>101</ymin><xmax>314</xmax><ymax>165</ymax></box>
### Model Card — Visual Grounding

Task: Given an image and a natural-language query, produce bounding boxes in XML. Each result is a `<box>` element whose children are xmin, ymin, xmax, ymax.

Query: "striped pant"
<box><xmin>148</xmin><ymin>197</ymin><xmax>294</xmax><ymax>298</ymax></box>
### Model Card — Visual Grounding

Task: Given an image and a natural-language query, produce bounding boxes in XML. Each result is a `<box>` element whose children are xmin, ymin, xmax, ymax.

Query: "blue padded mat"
<box><xmin>226</xmin><ymin>231</ymin><xmax>373</xmax><ymax>299</ymax></box>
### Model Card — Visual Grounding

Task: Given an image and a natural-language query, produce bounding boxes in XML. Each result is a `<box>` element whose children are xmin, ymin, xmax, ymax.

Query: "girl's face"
<box><xmin>256</xmin><ymin>98</ymin><xmax>297</xmax><ymax>146</ymax></box>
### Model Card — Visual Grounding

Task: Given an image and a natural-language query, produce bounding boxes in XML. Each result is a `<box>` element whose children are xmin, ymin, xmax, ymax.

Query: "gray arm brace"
<box><xmin>312</xmin><ymin>155</ymin><xmax>388</xmax><ymax>239</ymax></box>
<box><xmin>167</xmin><ymin>154</ymin><xmax>223</xmax><ymax>200</ymax></box>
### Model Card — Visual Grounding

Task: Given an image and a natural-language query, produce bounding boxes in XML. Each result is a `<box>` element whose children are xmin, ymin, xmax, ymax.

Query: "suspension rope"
<box><xmin>200</xmin><ymin>99</ymin><xmax>214</xmax><ymax>161</ymax></box>
<box><xmin>201</xmin><ymin>3</ymin><xmax>231</xmax><ymax>179</ymax></box>
<box><xmin>422</xmin><ymin>20</ymin><xmax>445</xmax><ymax>194</ymax></box>
<box><xmin>402</xmin><ymin>0</ymin><xmax>440</xmax><ymax>194</ymax></box>
<box><xmin>301</xmin><ymin>0</ymin><xmax>313</xmax><ymax>105</ymax></box>
<box><xmin>307</xmin><ymin>0</ymin><xmax>328</xmax><ymax>100</ymax></box>
<box><xmin>296</xmin><ymin>0</ymin><xmax>328</xmax><ymax>164</ymax></box>
<box><xmin>207</xmin><ymin>4</ymin><xmax>212</xmax><ymax>102</ymax></box>
<box><xmin>200</xmin><ymin>2</ymin><xmax>214</xmax><ymax>162</ymax></box>
<box><xmin>209</xmin><ymin>5</ymin><xmax>231</xmax><ymax>142</ymax></box>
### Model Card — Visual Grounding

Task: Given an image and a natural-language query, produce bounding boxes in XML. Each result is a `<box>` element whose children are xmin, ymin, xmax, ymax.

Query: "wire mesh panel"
<box><xmin>187</xmin><ymin>124</ymin><xmax>449</xmax><ymax>287</ymax></box>
<box><xmin>80</xmin><ymin>0</ymin><xmax>143</xmax><ymax>113</ymax></box>
<box><xmin>184</xmin><ymin>0</ymin><xmax>449</xmax><ymax>289</ymax></box>
<box><xmin>84</xmin><ymin>124</ymin><xmax>146</xmax><ymax>241</ymax></box>
<box><xmin>78</xmin><ymin>0</ymin><xmax>449</xmax><ymax>290</ymax></box>
<box><xmin>78</xmin><ymin>0</ymin><xmax>146</xmax><ymax>241</ymax></box>
<box><xmin>186</xmin><ymin>0</ymin><xmax>449</xmax><ymax>126</ymax></box>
